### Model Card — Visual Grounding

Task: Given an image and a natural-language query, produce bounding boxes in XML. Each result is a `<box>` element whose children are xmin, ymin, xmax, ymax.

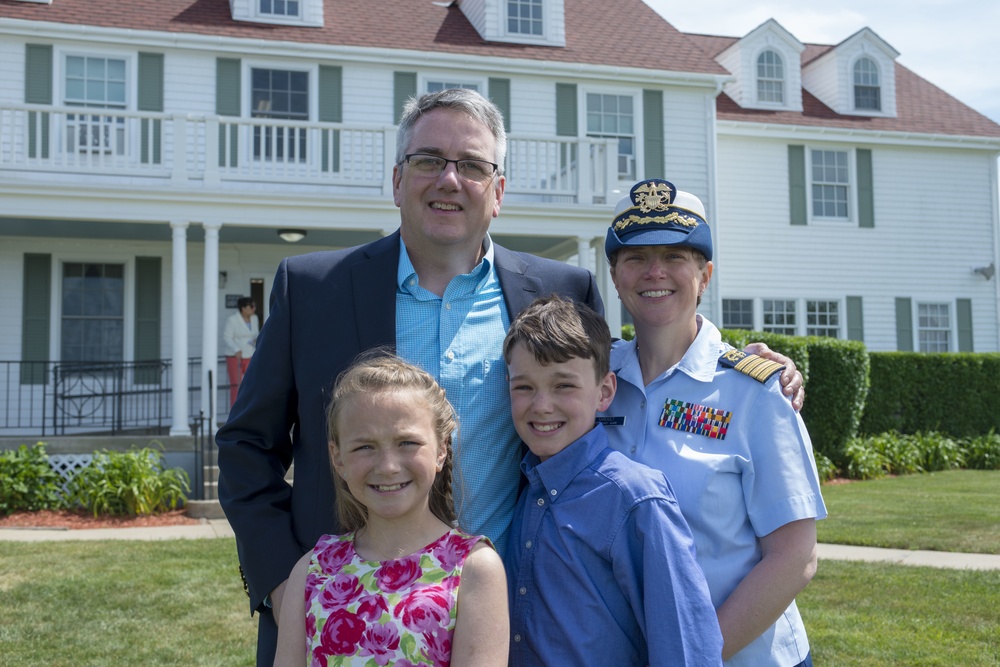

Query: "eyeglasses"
<box><xmin>402</xmin><ymin>153</ymin><xmax>499</xmax><ymax>183</ymax></box>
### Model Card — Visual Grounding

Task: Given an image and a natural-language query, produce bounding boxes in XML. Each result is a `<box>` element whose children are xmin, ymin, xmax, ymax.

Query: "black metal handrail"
<box><xmin>0</xmin><ymin>358</ymin><xmax>231</xmax><ymax>436</ymax></box>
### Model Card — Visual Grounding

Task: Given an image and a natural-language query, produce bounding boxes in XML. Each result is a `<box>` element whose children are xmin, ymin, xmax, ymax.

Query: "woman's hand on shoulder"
<box><xmin>451</xmin><ymin>541</ymin><xmax>509</xmax><ymax>667</ymax></box>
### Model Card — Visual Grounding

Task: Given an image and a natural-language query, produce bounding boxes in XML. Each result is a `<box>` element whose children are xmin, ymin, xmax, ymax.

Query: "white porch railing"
<box><xmin>0</xmin><ymin>104</ymin><xmax>618</xmax><ymax>203</ymax></box>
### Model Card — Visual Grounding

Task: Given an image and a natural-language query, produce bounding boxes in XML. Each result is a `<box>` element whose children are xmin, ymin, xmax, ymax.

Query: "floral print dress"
<box><xmin>304</xmin><ymin>528</ymin><xmax>488</xmax><ymax>667</ymax></box>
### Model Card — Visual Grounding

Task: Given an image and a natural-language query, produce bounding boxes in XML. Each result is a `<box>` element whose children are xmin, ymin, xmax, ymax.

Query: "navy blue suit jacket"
<box><xmin>216</xmin><ymin>230</ymin><xmax>603</xmax><ymax>615</ymax></box>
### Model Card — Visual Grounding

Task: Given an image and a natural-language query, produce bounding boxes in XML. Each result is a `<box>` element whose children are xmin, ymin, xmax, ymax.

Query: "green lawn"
<box><xmin>2</xmin><ymin>470</ymin><xmax>998</xmax><ymax>665</ymax></box>
<box><xmin>818</xmin><ymin>469</ymin><xmax>1000</xmax><ymax>554</ymax></box>
<box><xmin>0</xmin><ymin>539</ymin><xmax>256</xmax><ymax>666</ymax></box>
<box><xmin>800</xmin><ymin>560</ymin><xmax>1000</xmax><ymax>666</ymax></box>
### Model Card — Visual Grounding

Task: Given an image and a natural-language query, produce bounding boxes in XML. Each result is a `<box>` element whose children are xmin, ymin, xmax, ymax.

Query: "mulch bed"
<box><xmin>0</xmin><ymin>508</ymin><xmax>200</xmax><ymax>530</ymax></box>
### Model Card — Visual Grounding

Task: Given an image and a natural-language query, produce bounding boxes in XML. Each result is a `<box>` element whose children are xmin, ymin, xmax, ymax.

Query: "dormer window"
<box><xmin>757</xmin><ymin>49</ymin><xmax>784</xmax><ymax>104</ymax></box>
<box><xmin>853</xmin><ymin>57</ymin><xmax>881</xmax><ymax>111</ymax></box>
<box><xmin>260</xmin><ymin>0</ymin><xmax>299</xmax><ymax>17</ymax></box>
<box><xmin>508</xmin><ymin>0</ymin><xmax>543</xmax><ymax>36</ymax></box>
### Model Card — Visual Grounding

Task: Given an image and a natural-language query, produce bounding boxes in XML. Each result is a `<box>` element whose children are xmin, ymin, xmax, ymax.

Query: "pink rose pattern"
<box><xmin>304</xmin><ymin>529</ymin><xmax>488</xmax><ymax>666</ymax></box>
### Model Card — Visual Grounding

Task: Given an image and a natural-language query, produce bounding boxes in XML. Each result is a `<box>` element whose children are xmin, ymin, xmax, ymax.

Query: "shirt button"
<box><xmin>446</xmin><ymin>350</ymin><xmax>455</xmax><ymax>361</ymax></box>
<box><xmin>445</xmin><ymin>302</ymin><xmax>452</xmax><ymax>310</ymax></box>
<box><xmin>513</xmin><ymin>634</ymin><xmax>522</xmax><ymax>643</ymax></box>
<box><xmin>640</xmin><ymin>400</ymin><xmax>646</xmax><ymax>409</ymax></box>
<box><xmin>536</xmin><ymin>498</ymin><xmax>545</xmax><ymax>507</ymax></box>
<box><xmin>525</xmin><ymin>540</ymin><xmax>532</xmax><ymax>549</ymax></box>
<box><xmin>408</xmin><ymin>278</ymin><xmax>416</xmax><ymax>286</ymax></box>
<box><xmin>550</xmin><ymin>489</ymin><xmax>557</xmax><ymax>496</ymax></box>
<box><xmin>519</xmin><ymin>587</ymin><xmax>527</xmax><ymax>595</ymax></box>
<box><xmin>630</xmin><ymin>446</ymin><xmax>637</xmax><ymax>453</ymax></box>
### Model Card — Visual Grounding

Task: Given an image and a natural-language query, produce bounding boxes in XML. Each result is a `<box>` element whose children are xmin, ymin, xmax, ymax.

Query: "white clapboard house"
<box><xmin>1</xmin><ymin>0</ymin><xmax>998</xmax><ymax>440</ymax></box>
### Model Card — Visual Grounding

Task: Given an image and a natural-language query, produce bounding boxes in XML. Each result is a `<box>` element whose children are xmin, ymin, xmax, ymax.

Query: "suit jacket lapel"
<box><xmin>494</xmin><ymin>243</ymin><xmax>542</xmax><ymax>321</ymax></box>
<box><xmin>351</xmin><ymin>232</ymin><xmax>400</xmax><ymax>350</ymax></box>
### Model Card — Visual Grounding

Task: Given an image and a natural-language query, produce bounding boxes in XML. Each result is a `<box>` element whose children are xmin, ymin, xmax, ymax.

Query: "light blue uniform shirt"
<box><xmin>396</xmin><ymin>236</ymin><xmax>517</xmax><ymax>555</ymax></box>
<box><xmin>601</xmin><ymin>316</ymin><xmax>827</xmax><ymax>667</ymax></box>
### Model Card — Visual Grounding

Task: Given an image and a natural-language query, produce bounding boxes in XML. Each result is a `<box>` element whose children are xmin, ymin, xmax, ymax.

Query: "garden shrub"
<box><xmin>66</xmin><ymin>446</ymin><xmax>190</xmax><ymax>517</ymax></box>
<box><xmin>813</xmin><ymin>450</ymin><xmax>838</xmax><ymax>483</ymax></box>
<box><xmin>843</xmin><ymin>438</ymin><xmax>889</xmax><ymax>480</ymax></box>
<box><xmin>867</xmin><ymin>431</ymin><xmax>923</xmax><ymax>475</ymax></box>
<box><xmin>0</xmin><ymin>443</ymin><xmax>67</xmax><ymax>515</ymax></box>
<box><xmin>911</xmin><ymin>432</ymin><xmax>965</xmax><ymax>472</ymax></box>
<box><xmin>963</xmin><ymin>430</ymin><xmax>1000</xmax><ymax>470</ymax></box>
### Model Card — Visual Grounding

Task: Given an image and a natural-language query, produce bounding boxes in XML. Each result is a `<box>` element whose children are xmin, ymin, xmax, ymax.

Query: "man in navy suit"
<box><xmin>217</xmin><ymin>88</ymin><xmax>802</xmax><ymax>666</ymax></box>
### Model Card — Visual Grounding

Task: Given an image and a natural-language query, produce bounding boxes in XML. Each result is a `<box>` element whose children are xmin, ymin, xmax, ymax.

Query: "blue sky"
<box><xmin>644</xmin><ymin>0</ymin><xmax>1000</xmax><ymax>126</ymax></box>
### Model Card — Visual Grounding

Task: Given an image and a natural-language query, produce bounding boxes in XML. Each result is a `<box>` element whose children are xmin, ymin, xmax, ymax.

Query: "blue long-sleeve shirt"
<box><xmin>504</xmin><ymin>424</ymin><xmax>723</xmax><ymax>666</ymax></box>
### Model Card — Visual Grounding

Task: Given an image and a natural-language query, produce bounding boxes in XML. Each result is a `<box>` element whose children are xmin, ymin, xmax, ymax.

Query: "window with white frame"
<box><xmin>251</xmin><ymin>68</ymin><xmax>309</xmax><ymax>162</ymax></box>
<box><xmin>426</xmin><ymin>81</ymin><xmax>480</xmax><ymax>93</ymax></box>
<box><xmin>763</xmin><ymin>299</ymin><xmax>796</xmax><ymax>335</ymax></box>
<box><xmin>853</xmin><ymin>57</ymin><xmax>881</xmax><ymax>111</ymax></box>
<box><xmin>259</xmin><ymin>0</ymin><xmax>299</xmax><ymax>17</ymax></box>
<box><xmin>61</xmin><ymin>263</ymin><xmax>125</xmax><ymax>362</ymax></box>
<box><xmin>723</xmin><ymin>299</ymin><xmax>754</xmax><ymax>330</ymax></box>
<box><xmin>586</xmin><ymin>93</ymin><xmax>635</xmax><ymax>180</ymax></box>
<box><xmin>757</xmin><ymin>50</ymin><xmax>784</xmax><ymax>104</ymax></box>
<box><xmin>807</xmin><ymin>300</ymin><xmax>840</xmax><ymax>337</ymax></box>
<box><xmin>508</xmin><ymin>0</ymin><xmax>543</xmax><ymax>36</ymax></box>
<box><xmin>918</xmin><ymin>303</ymin><xmax>950</xmax><ymax>352</ymax></box>
<box><xmin>64</xmin><ymin>55</ymin><xmax>127</xmax><ymax>155</ymax></box>
<box><xmin>811</xmin><ymin>149</ymin><xmax>850</xmax><ymax>219</ymax></box>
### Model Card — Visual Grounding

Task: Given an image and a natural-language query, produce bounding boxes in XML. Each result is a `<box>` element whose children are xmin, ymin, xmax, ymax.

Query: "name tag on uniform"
<box><xmin>595</xmin><ymin>416</ymin><xmax>626</xmax><ymax>426</ymax></box>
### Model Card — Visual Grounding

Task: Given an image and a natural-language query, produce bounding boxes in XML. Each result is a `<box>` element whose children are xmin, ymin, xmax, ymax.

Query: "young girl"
<box><xmin>273</xmin><ymin>354</ymin><xmax>509</xmax><ymax>667</ymax></box>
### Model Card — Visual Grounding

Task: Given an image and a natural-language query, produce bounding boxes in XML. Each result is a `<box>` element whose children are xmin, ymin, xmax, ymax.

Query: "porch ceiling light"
<box><xmin>278</xmin><ymin>229</ymin><xmax>307</xmax><ymax>243</ymax></box>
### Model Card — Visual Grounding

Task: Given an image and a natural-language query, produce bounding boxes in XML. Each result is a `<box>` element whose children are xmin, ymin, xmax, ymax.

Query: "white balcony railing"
<box><xmin>0</xmin><ymin>104</ymin><xmax>618</xmax><ymax>204</ymax></box>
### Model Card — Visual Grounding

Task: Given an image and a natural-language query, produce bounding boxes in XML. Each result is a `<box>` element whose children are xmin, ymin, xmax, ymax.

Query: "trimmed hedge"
<box><xmin>798</xmin><ymin>337</ymin><xmax>870</xmax><ymax>465</ymax></box>
<box><xmin>858</xmin><ymin>353</ymin><xmax>1000</xmax><ymax>437</ymax></box>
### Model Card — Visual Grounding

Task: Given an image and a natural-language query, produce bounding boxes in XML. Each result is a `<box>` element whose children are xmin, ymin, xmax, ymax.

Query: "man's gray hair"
<box><xmin>395</xmin><ymin>88</ymin><xmax>507</xmax><ymax>174</ymax></box>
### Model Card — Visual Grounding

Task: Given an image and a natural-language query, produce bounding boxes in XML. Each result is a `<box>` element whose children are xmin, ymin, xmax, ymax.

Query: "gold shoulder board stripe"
<box><xmin>733</xmin><ymin>354</ymin><xmax>784</xmax><ymax>383</ymax></box>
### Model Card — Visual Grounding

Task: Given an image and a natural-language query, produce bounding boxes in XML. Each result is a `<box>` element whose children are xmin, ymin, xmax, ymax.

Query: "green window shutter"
<box><xmin>895</xmin><ymin>297</ymin><xmax>913</xmax><ymax>351</ymax></box>
<box><xmin>956</xmin><ymin>298</ymin><xmax>973</xmax><ymax>352</ymax></box>
<box><xmin>138</xmin><ymin>52</ymin><xmax>164</xmax><ymax>164</ymax></box>
<box><xmin>488</xmin><ymin>77</ymin><xmax>511</xmax><ymax>132</ymax></box>
<box><xmin>21</xmin><ymin>254</ymin><xmax>51</xmax><ymax>385</ymax></box>
<box><xmin>393</xmin><ymin>72</ymin><xmax>417</xmax><ymax>124</ymax></box>
<box><xmin>788</xmin><ymin>145</ymin><xmax>807</xmax><ymax>225</ymax></box>
<box><xmin>642</xmin><ymin>89</ymin><xmax>664</xmax><ymax>179</ymax></box>
<box><xmin>857</xmin><ymin>148</ymin><xmax>874</xmax><ymax>228</ymax></box>
<box><xmin>555</xmin><ymin>83</ymin><xmax>577</xmax><ymax>136</ymax></box>
<box><xmin>216</xmin><ymin>58</ymin><xmax>241</xmax><ymax>167</ymax></box>
<box><xmin>319</xmin><ymin>65</ymin><xmax>343</xmax><ymax>172</ymax></box>
<box><xmin>25</xmin><ymin>44</ymin><xmax>53</xmax><ymax>159</ymax></box>
<box><xmin>846</xmin><ymin>296</ymin><xmax>864</xmax><ymax>341</ymax></box>
<box><xmin>134</xmin><ymin>257</ymin><xmax>162</xmax><ymax>384</ymax></box>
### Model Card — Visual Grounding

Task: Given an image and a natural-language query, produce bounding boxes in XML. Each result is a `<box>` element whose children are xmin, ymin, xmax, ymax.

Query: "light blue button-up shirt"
<box><xmin>395</xmin><ymin>236</ymin><xmax>517</xmax><ymax>555</ymax></box>
<box><xmin>505</xmin><ymin>424</ymin><xmax>723</xmax><ymax>666</ymax></box>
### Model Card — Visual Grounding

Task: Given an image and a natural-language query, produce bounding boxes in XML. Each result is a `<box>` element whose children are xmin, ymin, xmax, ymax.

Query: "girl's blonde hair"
<box><xmin>326</xmin><ymin>352</ymin><xmax>458</xmax><ymax>532</ymax></box>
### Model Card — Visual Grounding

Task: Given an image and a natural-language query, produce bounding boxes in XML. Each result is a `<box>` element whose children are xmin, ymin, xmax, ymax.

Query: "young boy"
<box><xmin>502</xmin><ymin>295</ymin><xmax>723</xmax><ymax>666</ymax></box>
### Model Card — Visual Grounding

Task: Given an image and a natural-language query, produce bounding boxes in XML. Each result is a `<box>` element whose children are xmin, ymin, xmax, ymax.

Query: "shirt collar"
<box><xmin>397</xmin><ymin>234</ymin><xmax>495</xmax><ymax>293</ymax></box>
<box><xmin>521</xmin><ymin>423</ymin><xmax>609</xmax><ymax>500</ymax></box>
<box><xmin>610</xmin><ymin>315</ymin><xmax>723</xmax><ymax>386</ymax></box>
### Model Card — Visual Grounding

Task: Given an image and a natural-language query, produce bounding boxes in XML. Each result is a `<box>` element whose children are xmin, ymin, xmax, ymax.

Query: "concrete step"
<box><xmin>185</xmin><ymin>499</ymin><xmax>226</xmax><ymax>520</ymax></box>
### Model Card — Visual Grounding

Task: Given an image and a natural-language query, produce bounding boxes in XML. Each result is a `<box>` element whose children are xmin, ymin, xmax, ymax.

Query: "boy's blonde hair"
<box><xmin>326</xmin><ymin>352</ymin><xmax>458</xmax><ymax>532</ymax></box>
<box><xmin>503</xmin><ymin>295</ymin><xmax>611</xmax><ymax>380</ymax></box>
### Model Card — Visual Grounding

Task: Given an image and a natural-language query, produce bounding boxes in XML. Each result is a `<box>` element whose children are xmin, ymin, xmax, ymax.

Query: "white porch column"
<box><xmin>575</xmin><ymin>236</ymin><xmax>592</xmax><ymax>274</ymax></box>
<box><xmin>595</xmin><ymin>240</ymin><xmax>622</xmax><ymax>338</ymax></box>
<box><xmin>201</xmin><ymin>222</ymin><xmax>221</xmax><ymax>432</ymax></box>
<box><xmin>169</xmin><ymin>221</ymin><xmax>190</xmax><ymax>436</ymax></box>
